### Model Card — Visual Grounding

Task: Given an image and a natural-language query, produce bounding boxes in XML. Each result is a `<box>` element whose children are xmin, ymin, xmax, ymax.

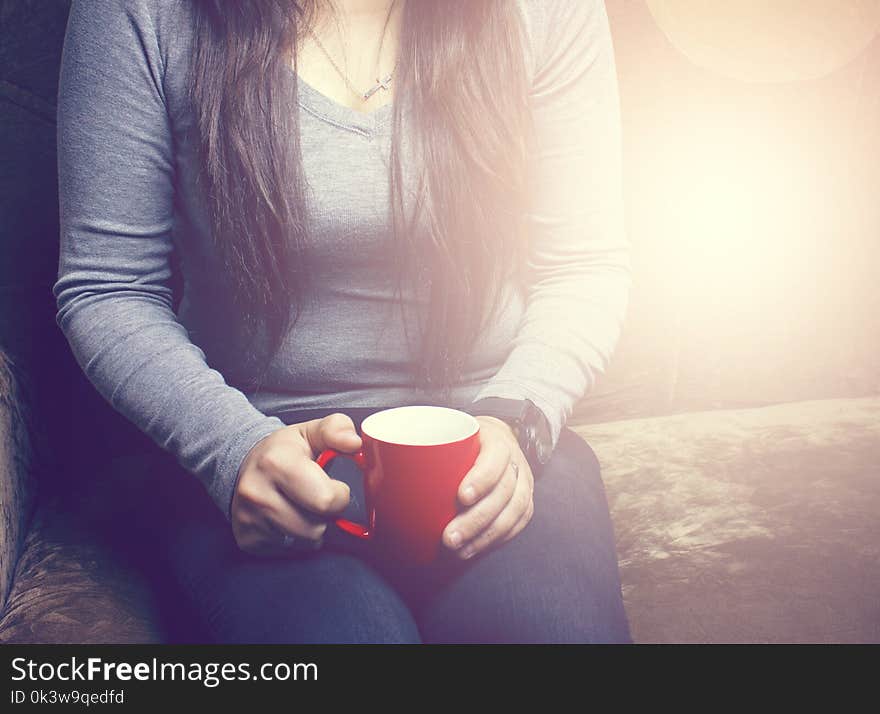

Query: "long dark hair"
<box><xmin>188</xmin><ymin>0</ymin><xmax>533</xmax><ymax>395</ymax></box>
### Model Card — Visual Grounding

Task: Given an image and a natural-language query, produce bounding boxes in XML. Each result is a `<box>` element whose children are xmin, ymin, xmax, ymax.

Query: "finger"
<box><xmin>274</xmin><ymin>457</ymin><xmax>352</xmax><ymax>517</ymax></box>
<box><xmin>301</xmin><ymin>412</ymin><xmax>362</xmax><ymax>457</ymax></box>
<box><xmin>457</xmin><ymin>470</ymin><xmax>533</xmax><ymax>559</ymax></box>
<box><xmin>252</xmin><ymin>426</ymin><xmax>352</xmax><ymax>517</ymax></box>
<box><xmin>444</xmin><ymin>461</ymin><xmax>517</xmax><ymax>549</ymax></box>
<box><xmin>240</xmin><ymin>520</ymin><xmax>325</xmax><ymax>558</ymax></box>
<box><xmin>457</xmin><ymin>436</ymin><xmax>511</xmax><ymax>507</ymax></box>
<box><xmin>232</xmin><ymin>479</ymin><xmax>329</xmax><ymax>553</ymax></box>
<box><xmin>502</xmin><ymin>495</ymin><xmax>535</xmax><ymax>545</ymax></box>
<box><xmin>263</xmin><ymin>489</ymin><xmax>329</xmax><ymax>543</ymax></box>
<box><xmin>251</xmin><ymin>430</ymin><xmax>311</xmax><ymax>478</ymax></box>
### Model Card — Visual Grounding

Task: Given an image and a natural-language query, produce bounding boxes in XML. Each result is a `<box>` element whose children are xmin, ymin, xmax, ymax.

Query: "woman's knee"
<box><xmin>533</xmin><ymin>427</ymin><xmax>610</xmax><ymax>525</ymax></box>
<box><xmin>543</xmin><ymin>427</ymin><xmax>602</xmax><ymax>483</ymax></box>
<box><xmin>179</xmin><ymin>550</ymin><xmax>422</xmax><ymax>644</ymax></box>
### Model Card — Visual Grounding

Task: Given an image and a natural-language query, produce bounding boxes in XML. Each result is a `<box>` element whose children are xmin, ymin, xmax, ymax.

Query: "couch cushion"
<box><xmin>575</xmin><ymin>396</ymin><xmax>880</xmax><ymax>643</ymax></box>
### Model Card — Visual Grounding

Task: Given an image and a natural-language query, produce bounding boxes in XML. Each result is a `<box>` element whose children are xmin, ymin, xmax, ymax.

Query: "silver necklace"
<box><xmin>305</xmin><ymin>23</ymin><xmax>399</xmax><ymax>103</ymax></box>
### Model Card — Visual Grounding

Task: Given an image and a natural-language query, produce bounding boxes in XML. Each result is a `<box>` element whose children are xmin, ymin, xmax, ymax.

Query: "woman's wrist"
<box><xmin>468</xmin><ymin>397</ymin><xmax>554</xmax><ymax>475</ymax></box>
<box><xmin>474</xmin><ymin>415</ymin><xmax>518</xmax><ymax>443</ymax></box>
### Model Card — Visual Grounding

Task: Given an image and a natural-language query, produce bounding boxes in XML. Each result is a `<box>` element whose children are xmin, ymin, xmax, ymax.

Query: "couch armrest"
<box><xmin>0</xmin><ymin>350</ymin><xmax>35</xmax><ymax>614</ymax></box>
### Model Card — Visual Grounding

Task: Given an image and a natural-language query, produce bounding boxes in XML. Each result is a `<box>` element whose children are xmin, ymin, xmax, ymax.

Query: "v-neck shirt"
<box><xmin>54</xmin><ymin>0</ymin><xmax>630</xmax><ymax>518</ymax></box>
<box><xmin>296</xmin><ymin>71</ymin><xmax>394</xmax><ymax>138</ymax></box>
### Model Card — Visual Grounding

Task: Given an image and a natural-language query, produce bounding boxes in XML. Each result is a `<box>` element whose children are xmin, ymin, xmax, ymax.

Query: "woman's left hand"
<box><xmin>442</xmin><ymin>416</ymin><xmax>535</xmax><ymax>560</ymax></box>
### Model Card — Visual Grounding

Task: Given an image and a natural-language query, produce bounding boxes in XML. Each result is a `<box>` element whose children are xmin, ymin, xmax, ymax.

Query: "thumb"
<box><xmin>303</xmin><ymin>412</ymin><xmax>363</xmax><ymax>456</ymax></box>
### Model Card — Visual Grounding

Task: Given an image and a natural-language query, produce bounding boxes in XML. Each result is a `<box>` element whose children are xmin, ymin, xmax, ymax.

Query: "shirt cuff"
<box><xmin>206</xmin><ymin>416</ymin><xmax>286</xmax><ymax>521</ymax></box>
<box><xmin>468</xmin><ymin>342</ymin><xmax>597</xmax><ymax>453</ymax></box>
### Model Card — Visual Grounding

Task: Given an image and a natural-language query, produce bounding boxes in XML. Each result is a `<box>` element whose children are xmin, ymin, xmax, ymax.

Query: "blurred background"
<box><xmin>581</xmin><ymin>0</ymin><xmax>880</xmax><ymax>423</ymax></box>
<box><xmin>1</xmin><ymin>0</ymin><xmax>879</xmax><ymax>451</ymax></box>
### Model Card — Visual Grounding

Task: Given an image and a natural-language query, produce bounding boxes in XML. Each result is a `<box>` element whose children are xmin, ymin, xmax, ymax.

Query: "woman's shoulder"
<box><xmin>516</xmin><ymin>0</ymin><xmax>609</xmax><ymax>47</ymax></box>
<box><xmin>69</xmin><ymin>0</ymin><xmax>196</xmax><ymax>57</ymax></box>
<box><xmin>517</xmin><ymin>0</ymin><xmax>606</xmax><ymax>20</ymax></box>
<box><xmin>70</xmin><ymin>0</ymin><xmax>193</xmax><ymax>27</ymax></box>
<box><xmin>72</xmin><ymin>0</ymin><xmax>197</xmax><ymax>91</ymax></box>
<box><xmin>65</xmin><ymin>0</ymin><xmax>197</xmax><ymax>124</ymax></box>
<box><xmin>515</xmin><ymin>0</ymin><xmax>612</xmax><ymax>83</ymax></box>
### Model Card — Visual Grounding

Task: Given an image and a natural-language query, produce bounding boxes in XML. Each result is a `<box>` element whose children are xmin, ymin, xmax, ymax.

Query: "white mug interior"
<box><xmin>361</xmin><ymin>405</ymin><xmax>479</xmax><ymax>446</ymax></box>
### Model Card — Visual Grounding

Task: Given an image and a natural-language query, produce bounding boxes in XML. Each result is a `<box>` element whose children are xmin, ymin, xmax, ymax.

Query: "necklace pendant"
<box><xmin>362</xmin><ymin>73</ymin><xmax>394</xmax><ymax>101</ymax></box>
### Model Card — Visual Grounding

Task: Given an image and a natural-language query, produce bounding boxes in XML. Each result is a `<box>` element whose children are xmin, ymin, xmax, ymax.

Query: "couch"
<box><xmin>1</xmin><ymin>0</ymin><xmax>878</xmax><ymax>643</ymax></box>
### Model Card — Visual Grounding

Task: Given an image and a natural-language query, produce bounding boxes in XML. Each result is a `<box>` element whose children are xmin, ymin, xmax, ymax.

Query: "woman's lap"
<box><xmin>410</xmin><ymin>427</ymin><xmax>631</xmax><ymax>643</ymax></box>
<box><xmin>146</xmin><ymin>407</ymin><xmax>631</xmax><ymax>644</ymax></box>
<box><xmin>165</xmin><ymin>521</ymin><xmax>420</xmax><ymax>644</ymax></box>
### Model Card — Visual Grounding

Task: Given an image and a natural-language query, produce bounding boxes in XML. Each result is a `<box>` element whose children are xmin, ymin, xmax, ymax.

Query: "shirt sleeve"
<box><xmin>470</xmin><ymin>0</ymin><xmax>632</xmax><ymax>449</ymax></box>
<box><xmin>54</xmin><ymin>0</ymin><xmax>284</xmax><ymax>520</ymax></box>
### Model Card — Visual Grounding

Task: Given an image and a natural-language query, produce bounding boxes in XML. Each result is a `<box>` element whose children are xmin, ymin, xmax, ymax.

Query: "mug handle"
<box><xmin>316</xmin><ymin>448</ymin><xmax>373</xmax><ymax>539</ymax></box>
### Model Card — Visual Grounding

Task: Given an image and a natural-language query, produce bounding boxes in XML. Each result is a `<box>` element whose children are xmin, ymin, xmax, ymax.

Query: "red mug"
<box><xmin>317</xmin><ymin>405</ymin><xmax>481</xmax><ymax>564</ymax></box>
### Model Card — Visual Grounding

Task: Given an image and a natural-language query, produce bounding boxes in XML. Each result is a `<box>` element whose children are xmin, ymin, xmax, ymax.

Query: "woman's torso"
<box><xmin>159</xmin><ymin>0</ymin><xmax>532</xmax><ymax>415</ymax></box>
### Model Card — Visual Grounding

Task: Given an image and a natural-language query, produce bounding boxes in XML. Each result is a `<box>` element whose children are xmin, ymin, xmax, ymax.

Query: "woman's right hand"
<box><xmin>231</xmin><ymin>413</ymin><xmax>362</xmax><ymax>555</ymax></box>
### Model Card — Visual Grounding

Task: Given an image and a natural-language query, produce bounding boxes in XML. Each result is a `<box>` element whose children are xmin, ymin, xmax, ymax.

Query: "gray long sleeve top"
<box><xmin>54</xmin><ymin>0</ymin><xmax>630</xmax><ymax>519</ymax></box>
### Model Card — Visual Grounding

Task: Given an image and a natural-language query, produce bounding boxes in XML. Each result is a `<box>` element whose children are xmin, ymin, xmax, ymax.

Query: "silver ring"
<box><xmin>280</xmin><ymin>532</ymin><xmax>322</xmax><ymax>552</ymax></box>
<box><xmin>511</xmin><ymin>461</ymin><xmax>519</xmax><ymax>480</ymax></box>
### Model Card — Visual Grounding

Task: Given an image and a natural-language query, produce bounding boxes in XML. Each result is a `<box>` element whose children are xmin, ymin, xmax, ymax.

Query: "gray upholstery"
<box><xmin>578</xmin><ymin>397</ymin><xmax>880</xmax><ymax>643</ymax></box>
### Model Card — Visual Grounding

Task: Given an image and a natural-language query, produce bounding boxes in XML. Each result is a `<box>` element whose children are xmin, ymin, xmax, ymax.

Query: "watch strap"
<box><xmin>467</xmin><ymin>397</ymin><xmax>530</xmax><ymax>424</ymax></box>
<box><xmin>467</xmin><ymin>397</ymin><xmax>553</xmax><ymax>475</ymax></box>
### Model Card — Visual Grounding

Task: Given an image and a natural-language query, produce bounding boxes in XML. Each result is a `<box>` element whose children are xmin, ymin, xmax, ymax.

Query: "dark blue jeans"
<box><xmin>147</xmin><ymin>407</ymin><xmax>631</xmax><ymax>644</ymax></box>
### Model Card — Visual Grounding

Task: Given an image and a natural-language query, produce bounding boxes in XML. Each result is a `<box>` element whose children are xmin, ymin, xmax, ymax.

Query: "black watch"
<box><xmin>467</xmin><ymin>397</ymin><xmax>554</xmax><ymax>474</ymax></box>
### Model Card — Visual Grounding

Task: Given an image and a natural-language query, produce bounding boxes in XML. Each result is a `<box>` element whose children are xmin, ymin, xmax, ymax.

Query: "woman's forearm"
<box><xmin>55</xmin><ymin>0</ymin><xmax>284</xmax><ymax>519</ymax></box>
<box><xmin>54</xmin><ymin>287</ymin><xmax>284</xmax><ymax>519</ymax></box>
